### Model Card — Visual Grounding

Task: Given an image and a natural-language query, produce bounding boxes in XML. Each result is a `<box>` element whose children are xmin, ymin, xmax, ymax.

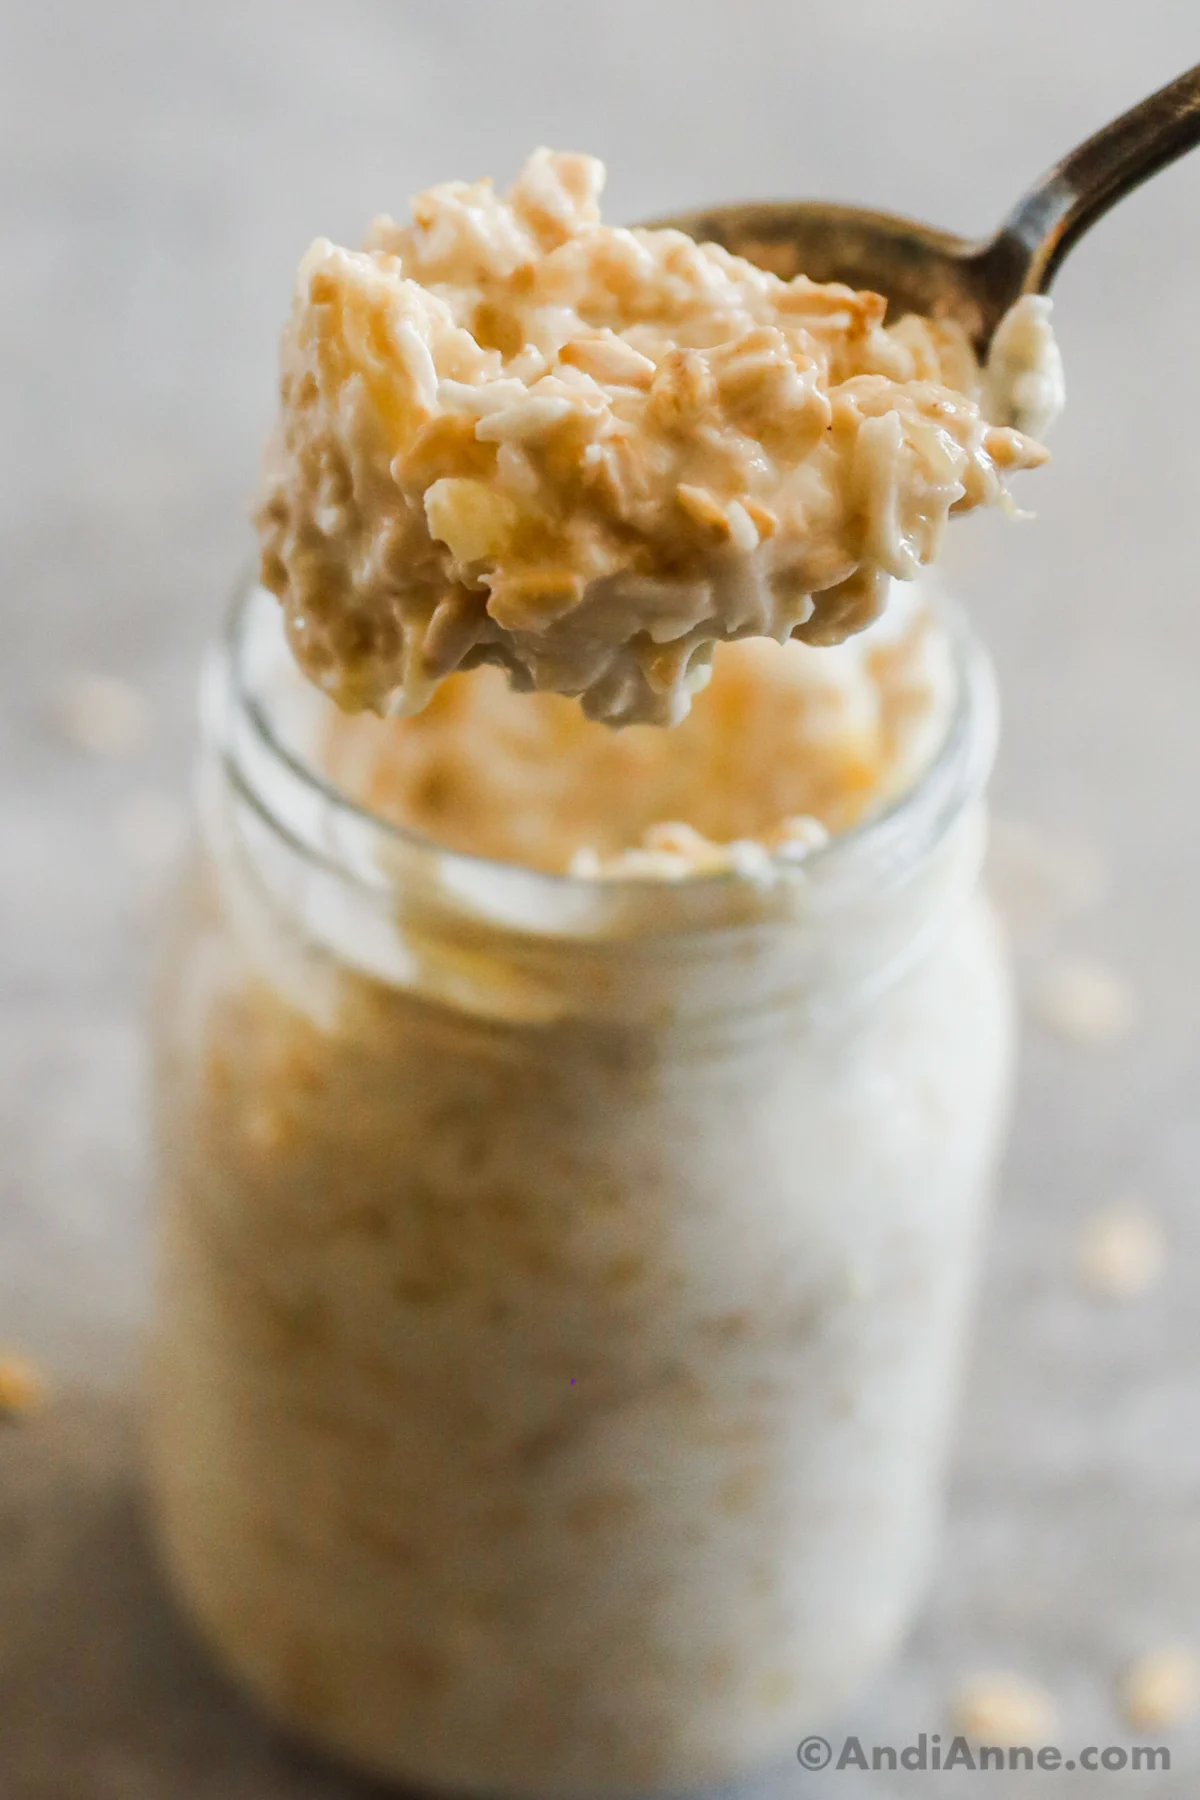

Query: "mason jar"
<box><xmin>148</xmin><ymin>579</ymin><xmax>1014</xmax><ymax>1797</ymax></box>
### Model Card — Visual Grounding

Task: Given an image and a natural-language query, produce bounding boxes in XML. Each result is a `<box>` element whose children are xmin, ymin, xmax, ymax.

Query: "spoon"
<box><xmin>650</xmin><ymin>62</ymin><xmax>1200</xmax><ymax>355</ymax></box>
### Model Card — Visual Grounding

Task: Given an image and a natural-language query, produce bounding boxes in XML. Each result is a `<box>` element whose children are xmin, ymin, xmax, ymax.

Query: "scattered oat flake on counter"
<box><xmin>0</xmin><ymin>1356</ymin><xmax>46</xmax><ymax>1419</ymax></box>
<box><xmin>1079</xmin><ymin>1203</ymin><xmax>1165</xmax><ymax>1300</ymax></box>
<box><xmin>55</xmin><ymin>671</ymin><xmax>149</xmax><ymax>758</ymax></box>
<box><xmin>986</xmin><ymin>817</ymin><xmax>1108</xmax><ymax>943</ymax></box>
<box><xmin>951</xmin><ymin>1673</ymin><xmax>1058</xmax><ymax>1745</ymax></box>
<box><xmin>1027</xmin><ymin>956</ymin><xmax>1135</xmax><ymax>1047</ymax></box>
<box><xmin>1121</xmin><ymin>1648</ymin><xmax>1200</xmax><ymax>1731</ymax></box>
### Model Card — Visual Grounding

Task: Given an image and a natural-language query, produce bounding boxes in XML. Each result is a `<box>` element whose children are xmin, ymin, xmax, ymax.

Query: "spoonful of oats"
<box><xmin>257</xmin><ymin>64</ymin><xmax>1199</xmax><ymax>728</ymax></box>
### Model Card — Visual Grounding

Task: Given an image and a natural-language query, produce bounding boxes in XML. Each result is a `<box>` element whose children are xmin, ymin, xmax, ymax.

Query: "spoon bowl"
<box><xmin>650</xmin><ymin>63</ymin><xmax>1200</xmax><ymax>354</ymax></box>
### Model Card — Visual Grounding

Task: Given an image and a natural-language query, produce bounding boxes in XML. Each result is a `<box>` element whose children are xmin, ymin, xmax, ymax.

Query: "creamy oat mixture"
<box><xmin>153</xmin><ymin>706</ymin><xmax>1012</xmax><ymax>1791</ymax></box>
<box><xmin>321</xmin><ymin>585</ymin><xmax>952</xmax><ymax>879</ymax></box>
<box><xmin>982</xmin><ymin>294</ymin><xmax>1064</xmax><ymax>441</ymax></box>
<box><xmin>151</xmin><ymin>565</ymin><xmax>1012</xmax><ymax>1794</ymax></box>
<box><xmin>257</xmin><ymin>149</ymin><xmax>1051</xmax><ymax>727</ymax></box>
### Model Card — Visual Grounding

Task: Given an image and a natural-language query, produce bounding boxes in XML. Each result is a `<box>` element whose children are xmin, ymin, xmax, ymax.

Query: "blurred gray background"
<box><xmin>3</xmin><ymin>2</ymin><xmax>1200</xmax><ymax>1795</ymax></box>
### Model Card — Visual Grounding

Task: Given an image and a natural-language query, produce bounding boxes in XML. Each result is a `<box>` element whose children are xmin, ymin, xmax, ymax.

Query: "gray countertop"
<box><xmin>4</xmin><ymin>3</ymin><xmax>1200</xmax><ymax>1794</ymax></box>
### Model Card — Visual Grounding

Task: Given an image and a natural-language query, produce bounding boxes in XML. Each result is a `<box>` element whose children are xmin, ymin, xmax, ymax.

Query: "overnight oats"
<box><xmin>149</xmin><ymin>150</ymin><xmax>1054</xmax><ymax>1795</ymax></box>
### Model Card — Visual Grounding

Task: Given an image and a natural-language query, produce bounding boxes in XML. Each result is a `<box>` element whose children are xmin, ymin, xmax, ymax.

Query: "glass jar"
<box><xmin>149</xmin><ymin>581</ymin><xmax>1013</xmax><ymax>1797</ymax></box>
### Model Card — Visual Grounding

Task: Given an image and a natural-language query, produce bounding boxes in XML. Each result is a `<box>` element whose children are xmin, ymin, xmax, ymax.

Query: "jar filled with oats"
<box><xmin>149</xmin><ymin>577</ymin><xmax>1014</xmax><ymax>1796</ymax></box>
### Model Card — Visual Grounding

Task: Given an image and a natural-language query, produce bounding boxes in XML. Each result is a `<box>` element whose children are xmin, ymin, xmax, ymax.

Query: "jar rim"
<box><xmin>210</xmin><ymin>572</ymin><xmax>997</xmax><ymax>940</ymax></box>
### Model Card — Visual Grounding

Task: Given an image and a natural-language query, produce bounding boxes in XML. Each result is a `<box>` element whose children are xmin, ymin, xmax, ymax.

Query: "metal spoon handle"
<box><xmin>994</xmin><ymin>61</ymin><xmax>1200</xmax><ymax>295</ymax></box>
